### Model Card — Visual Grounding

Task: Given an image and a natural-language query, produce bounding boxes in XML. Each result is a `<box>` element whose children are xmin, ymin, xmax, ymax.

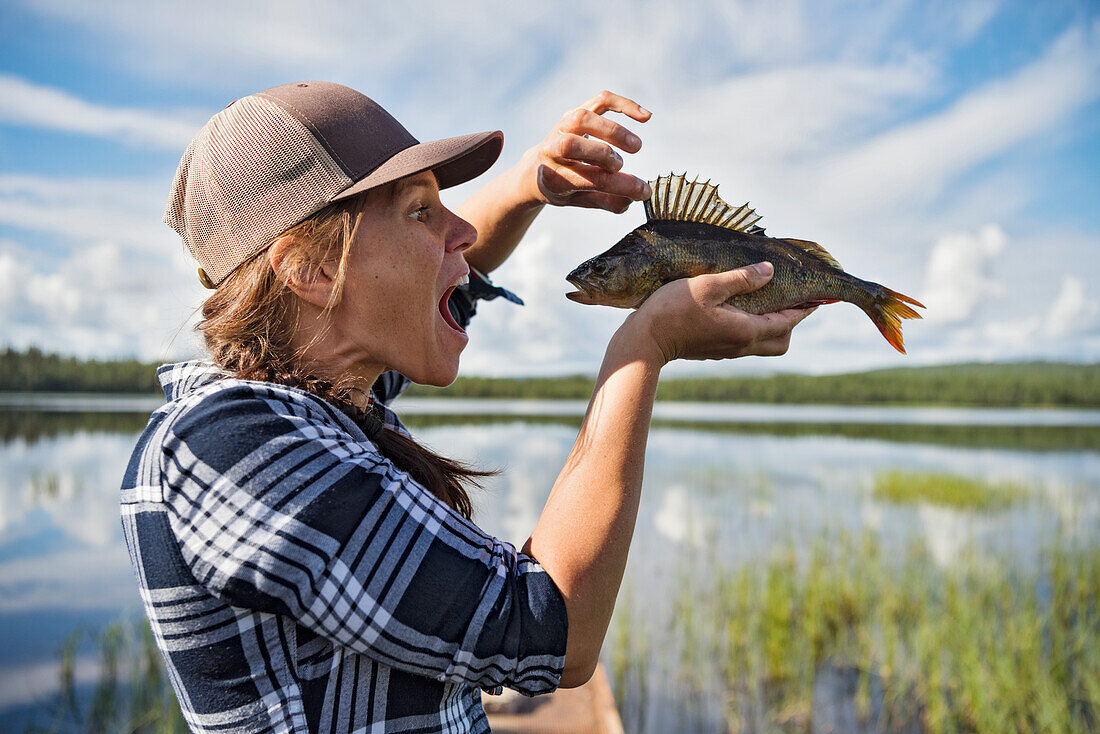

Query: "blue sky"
<box><xmin>0</xmin><ymin>0</ymin><xmax>1097</xmax><ymax>376</ymax></box>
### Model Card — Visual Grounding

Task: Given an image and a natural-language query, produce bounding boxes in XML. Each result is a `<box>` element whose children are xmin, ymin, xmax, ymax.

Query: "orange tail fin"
<box><xmin>862</xmin><ymin>287</ymin><xmax>924</xmax><ymax>354</ymax></box>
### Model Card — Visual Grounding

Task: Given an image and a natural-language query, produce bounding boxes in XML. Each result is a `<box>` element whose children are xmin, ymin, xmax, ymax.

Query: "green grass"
<box><xmin>611</xmin><ymin>529</ymin><xmax>1100</xmax><ymax>733</ymax></box>
<box><xmin>872</xmin><ymin>470</ymin><xmax>1030</xmax><ymax>510</ymax></box>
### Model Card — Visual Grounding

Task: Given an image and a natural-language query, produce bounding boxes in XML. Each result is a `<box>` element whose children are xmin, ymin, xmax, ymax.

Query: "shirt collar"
<box><xmin>156</xmin><ymin>360</ymin><xmax>230</xmax><ymax>401</ymax></box>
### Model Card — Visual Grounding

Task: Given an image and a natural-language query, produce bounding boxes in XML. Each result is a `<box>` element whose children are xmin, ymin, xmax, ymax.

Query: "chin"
<box><xmin>420</xmin><ymin>372</ymin><xmax>459</xmax><ymax>389</ymax></box>
<box><xmin>412</xmin><ymin>356</ymin><xmax>462</xmax><ymax>388</ymax></box>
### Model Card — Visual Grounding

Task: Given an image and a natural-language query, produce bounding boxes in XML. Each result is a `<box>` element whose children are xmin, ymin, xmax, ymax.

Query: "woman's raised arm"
<box><xmin>524</xmin><ymin>263</ymin><xmax>816</xmax><ymax>687</ymax></box>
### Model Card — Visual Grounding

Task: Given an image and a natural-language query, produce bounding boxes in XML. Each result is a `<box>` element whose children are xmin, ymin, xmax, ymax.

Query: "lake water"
<box><xmin>0</xmin><ymin>397</ymin><xmax>1097</xmax><ymax>732</ymax></box>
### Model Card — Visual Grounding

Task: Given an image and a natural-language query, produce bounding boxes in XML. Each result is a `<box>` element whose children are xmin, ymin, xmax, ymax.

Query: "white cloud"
<box><xmin>0</xmin><ymin>74</ymin><xmax>201</xmax><ymax>149</ymax></box>
<box><xmin>0</xmin><ymin>173</ymin><xmax>204</xmax><ymax>359</ymax></box>
<box><xmin>813</xmin><ymin>21</ymin><xmax>1100</xmax><ymax>214</ymax></box>
<box><xmin>950</xmin><ymin>0</ymin><xmax>1002</xmax><ymax>41</ymax></box>
<box><xmin>662</xmin><ymin>58</ymin><xmax>936</xmax><ymax>166</ymax></box>
<box><xmin>18</xmin><ymin>0</ymin><xmax>583</xmax><ymax>101</ymax></box>
<box><xmin>1045</xmin><ymin>276</ymin><xmax>1099</xmax><ymax>339</ymax></box>
<box><xmin>0</xmin><ymin>175</ymin><xmax>203</xmax><ymax>360</ymax></box>
<box><xmin>984</xmin><ymin>274</ymin><xmax>1100</xmax><ymax>349</ymax></box>
<box><xmin>3</xmin><ymin>3</ymin><xmax>1097</xmax><ymax>371</ymax></box>
<box><xmin>0</xmin><ymin>174</ymin><xmax>168</xmax><ymax>246</ymax></box>
<box><xmin>0</xmin><ymin>237</ymin><xmax>202</xmax><ymax>359</ymax></box>
<box><xmin>461</xmin><ymin>226</ymin><xmax>631</xmax><ymax>376</ymax></box>
<box><xmin>922</xmin><ymin>225</ymin><xmax>1007</xmax><ymax>324</ymax></box>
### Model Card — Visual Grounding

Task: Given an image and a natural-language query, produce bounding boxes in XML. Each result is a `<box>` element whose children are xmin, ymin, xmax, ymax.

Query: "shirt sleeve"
<box><xmin>370</xmin><ymin>267</ymin><xmax>523</xmax><ymax>406</ymax></box>
<box><xmin>159</xmin><ymin>382</ymin><xmax>566</xmax><ymax>696</ymax></box>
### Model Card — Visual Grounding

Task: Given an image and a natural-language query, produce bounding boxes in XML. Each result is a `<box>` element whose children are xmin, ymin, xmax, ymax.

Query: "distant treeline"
<box><xmin>0</xmin><ymin>347</ymin><xmax>161</xmax><ymax>394</ymax></box>
<box><xmin>1</xmin><ymin>346</ymin><xmax>1097</xmax><ymax>407</ymax></box>
<box><xmin>409</xmin><ymin>361</ymin><xmax>1100</xmax><ymax>407</ymax></box>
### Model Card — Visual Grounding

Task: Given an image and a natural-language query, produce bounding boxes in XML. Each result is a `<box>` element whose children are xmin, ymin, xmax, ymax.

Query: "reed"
<box><xmin>28</xmin><ymin>620</ymin><xmax>188</xmax><ymax>734</ymax></box>
<box><xmin>677</xmin><ymin>530</ymin><xmax>1100</xmax><ymax>733</ymax></box>
<box><xmin>872</xmin><ymin>470</ymin><xmax>1029</xmax><ymax>510</ymax></box>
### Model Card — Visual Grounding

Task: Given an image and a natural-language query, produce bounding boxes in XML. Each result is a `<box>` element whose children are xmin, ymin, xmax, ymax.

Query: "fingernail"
<box><xmin>753</xmin><ymin>261</ymin><xmax>773</xmax><ymax>276</ymax></box>
<box><xmin>611</xmin><ymin>149</ymin><xmax>623</xmax><ymax>167</ymax></box>
<box><xmin>639</xmin><ymin>106</ymin><xmax>651</xmax><ymax>116</ymax></box>
<box><xmin>626</xmin><ymin>133</ymin><xmax>641</xmax><ymax>149</ymax></box>
<box><xmin>640</xmin><ymin>181</ymin><xmax>652</xmax><ymax>198</ymax></box>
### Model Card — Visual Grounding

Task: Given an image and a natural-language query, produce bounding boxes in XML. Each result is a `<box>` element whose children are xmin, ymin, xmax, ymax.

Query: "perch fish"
<box><xmin>566</xmin><ymin>173</ymin><xmax>924</xmax><ymax>353</ymax></box>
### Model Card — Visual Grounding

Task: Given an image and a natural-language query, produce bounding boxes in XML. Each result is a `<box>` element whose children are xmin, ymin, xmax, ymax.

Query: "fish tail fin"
<box><xmin>862</xmin><ymin>287</ymin><xmax>925</xmax><ymax>354</ymax></box>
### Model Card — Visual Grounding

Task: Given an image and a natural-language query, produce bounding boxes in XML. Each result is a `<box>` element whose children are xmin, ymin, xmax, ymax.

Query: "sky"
<box><xmin>0</xmin><ymin>0</ymin><xmax>1097</xmax><ymax>377</ymax></box>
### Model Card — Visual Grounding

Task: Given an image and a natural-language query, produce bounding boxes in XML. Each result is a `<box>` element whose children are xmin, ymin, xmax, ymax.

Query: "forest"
<box><xmin>1</xmin><ymin>346</ymin><xmax>1097</xmax><ymax>407</ymax></box>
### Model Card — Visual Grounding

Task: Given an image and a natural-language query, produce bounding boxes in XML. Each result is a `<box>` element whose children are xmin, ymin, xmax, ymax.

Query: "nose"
<box><xmin>445</xmin><ymin>209</ymin><xmax>478</xmax><ymax>254</ymax></box>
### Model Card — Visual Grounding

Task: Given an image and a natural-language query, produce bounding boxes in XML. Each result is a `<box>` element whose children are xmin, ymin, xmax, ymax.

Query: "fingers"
<box><xmin>697</xmin><ymin>262</ymin><xmax>774</xmax><ymax>301</ymax></box>
<box><xmin>639</xmin><ymin>267</ymin><xmax>818</xmax><ymax>363</ymax></box>
<box><xmin>534</xmin><ymin>91</ymin><xmax>651</xmax><ymax>212</ymax></box>
<box><xmin>537</xmin><ymin>165</ymin><xmax>634</xmax><ymax>212</ymax></box>
<box><xmin>695</xmin><ymin>263</ymin><xmax>816</xmax><ymax>353</ymax></box>
<box><xmin>577</xmin><ymin>89</ymin><xmax>652</xmax><ymax>124</ymax></box>
<box><xmin>558</xmin><ymin>106</ymin><xmax>644</xmax><ymax>153</ymax></box>
<box><xmin>550</xmin><ymin>132</ymin><xmax>626</xmax><ymax>173</ymax></box>
<box><xmin>538</xmin><ymin>163</ymin><xmax>649</xmax><ymax>206</ymax></box>
<box><xmin>752</xmin><ymin>307</ymin><xmax>814</xmax><ymax>343</ymax></box>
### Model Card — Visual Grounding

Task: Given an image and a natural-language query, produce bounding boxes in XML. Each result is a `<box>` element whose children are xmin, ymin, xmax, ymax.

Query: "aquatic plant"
<box><xmin>703</xmin><ymin>531</ymin><xmax>1100</xmax><ymax>732</ymax></box>
<box><xmin>872</xmin><ymin>470</ymin><xmax>1029</xmax><ymax>511</ymax></box>
<box><xmin>28</xmin><ymin>619</ymin><xmax>187</xmax><ymax>734</ymax></box>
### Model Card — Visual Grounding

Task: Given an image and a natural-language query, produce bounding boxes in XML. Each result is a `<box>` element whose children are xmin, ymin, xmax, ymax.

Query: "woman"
<box><xmin>121</xmin><ymin>82</ymin><xmax>812</xmax><ymax>733</ymax></box>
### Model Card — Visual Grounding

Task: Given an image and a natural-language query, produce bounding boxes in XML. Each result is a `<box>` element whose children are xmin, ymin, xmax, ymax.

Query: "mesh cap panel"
<box><xmin>164</xmin><ymin>95</ymin><xmax>352</xmax><ymax>285</ymax></box>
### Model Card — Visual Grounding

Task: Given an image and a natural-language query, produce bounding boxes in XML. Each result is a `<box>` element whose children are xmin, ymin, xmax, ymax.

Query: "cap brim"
<box><xmin>331</xmin><ymin>130</ymin><xmax>503</xmax><ymax>202</ymax></box>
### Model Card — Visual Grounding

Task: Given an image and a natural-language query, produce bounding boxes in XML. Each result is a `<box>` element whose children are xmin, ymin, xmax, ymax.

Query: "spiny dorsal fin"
<box><xmin>644</xmin><ymin>173</ymin><xmax>766</xmax><ymax>235</ymax></box>
<box><xmin>782</xmin><ymin>238</ymin><xmax>841</xmax><ymax>269</ymax></box>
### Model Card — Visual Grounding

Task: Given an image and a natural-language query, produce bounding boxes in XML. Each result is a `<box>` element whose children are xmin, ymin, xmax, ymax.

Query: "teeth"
<box><xmin>454</xmin><ymin>273</ymin><xmax>469</xmax><ymax>288</ymax></box>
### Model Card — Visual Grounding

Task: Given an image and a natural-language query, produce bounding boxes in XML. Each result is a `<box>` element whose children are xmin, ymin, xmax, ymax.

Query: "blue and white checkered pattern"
<box><xmin>119</xmin><ymin>277</ymin><xmax>565</xmax><ymax>733</ymax></box>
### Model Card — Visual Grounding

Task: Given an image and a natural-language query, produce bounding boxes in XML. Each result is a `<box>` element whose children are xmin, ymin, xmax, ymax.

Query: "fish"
<box><xmin>565</xmin><ymin>173</ymin><xmax>925</xmax><ymax>353</ymax></box>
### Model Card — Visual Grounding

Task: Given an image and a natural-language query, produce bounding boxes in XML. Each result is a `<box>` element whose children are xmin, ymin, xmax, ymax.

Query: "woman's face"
<box><xmin>328</xmin><ymin>171</ymin><xmax>477</xmax><ymax>388</ymax></box>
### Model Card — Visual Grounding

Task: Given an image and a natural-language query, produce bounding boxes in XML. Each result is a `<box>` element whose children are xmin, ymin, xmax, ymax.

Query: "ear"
<box><xmin>268</xmin><ymin>236</ymin><xmax>339</xmax><ymax>310</ymax></box>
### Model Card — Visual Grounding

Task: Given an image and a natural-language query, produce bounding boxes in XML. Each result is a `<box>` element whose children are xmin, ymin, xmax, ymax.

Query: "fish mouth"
<box><xmin>565</xmin><ymin>289</ymin><xmax>593</xmax><ymax>304</ymax></box>
<box><xmin>565</xmin><ymin>275</ymin><xmax>597</xmax><ymax>305</ymax></box>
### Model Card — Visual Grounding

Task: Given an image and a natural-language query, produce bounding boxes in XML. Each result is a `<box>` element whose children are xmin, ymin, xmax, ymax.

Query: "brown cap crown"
<box><xmin>165</xmin><ymin>81</ymin><xmax>503</xmax><ymax>286</ymax></box>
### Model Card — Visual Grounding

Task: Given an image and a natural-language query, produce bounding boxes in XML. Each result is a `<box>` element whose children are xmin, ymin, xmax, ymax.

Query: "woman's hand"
<box><xmin>518</xmin><ymin>90</ymin><xmax>652</xmax><ymax>214</ymax></box>
<box><xmin>625</xmin><ymin>262</ymin><xmax>816</xmax><ymax>366</ymax></box>
<box><xmin>457</xmin><ymin>90</ymin><xmax>651</xmax><ymax>274</ymax></box>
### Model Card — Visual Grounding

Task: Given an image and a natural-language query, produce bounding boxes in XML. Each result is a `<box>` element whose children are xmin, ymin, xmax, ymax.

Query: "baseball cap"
<box><xmin>164</xmin><ymin>81</ymin><xmax>504</xmax><ymax>287</ymax></box>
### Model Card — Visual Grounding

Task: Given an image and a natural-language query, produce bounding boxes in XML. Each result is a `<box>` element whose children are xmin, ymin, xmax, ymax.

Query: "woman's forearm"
<box><xmin>522</xmin><ymin>311</ymin><xmax>663</xmax><ymax>687</ymax></box>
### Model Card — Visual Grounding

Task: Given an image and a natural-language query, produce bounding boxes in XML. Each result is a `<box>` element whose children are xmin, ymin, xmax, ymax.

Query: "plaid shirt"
<box><xmin>119</xmin><ymin>278</ymin><xmax>566</xmax><ymax>734</ymax></box>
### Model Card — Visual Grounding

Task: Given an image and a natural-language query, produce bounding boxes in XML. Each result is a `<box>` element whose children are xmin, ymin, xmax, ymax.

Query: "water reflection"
<box><xmin>0</xmin><ymin>403</ymin><xmax>1097</xmax><ymax>731</ymax></box>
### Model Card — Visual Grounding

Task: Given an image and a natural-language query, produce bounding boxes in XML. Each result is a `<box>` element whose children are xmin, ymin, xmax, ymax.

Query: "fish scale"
<box><xmin>566</xmin><ymin>173</ymin><xmax>924</xmax><ymax>354</ymax></box>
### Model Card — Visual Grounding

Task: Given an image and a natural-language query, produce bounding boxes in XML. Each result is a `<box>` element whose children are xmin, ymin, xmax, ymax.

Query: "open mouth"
<box><xmin>439</xmin><ymin>286</ymin><xmax>466</xmax><ymax>334</ymax></box>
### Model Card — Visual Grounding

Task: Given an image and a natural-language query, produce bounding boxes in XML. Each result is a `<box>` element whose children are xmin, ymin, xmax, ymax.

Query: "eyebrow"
<box><xmin>393</xmin><ymin>176</ymin><xmax>436</xmax><ymax>198</ymax></box>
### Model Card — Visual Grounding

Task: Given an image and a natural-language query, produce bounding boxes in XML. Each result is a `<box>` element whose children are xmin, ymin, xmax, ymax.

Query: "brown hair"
<box><xmin>197</xmin><ymin>189</ymin><xmax>488</xmax><ymax>519</ymax></box>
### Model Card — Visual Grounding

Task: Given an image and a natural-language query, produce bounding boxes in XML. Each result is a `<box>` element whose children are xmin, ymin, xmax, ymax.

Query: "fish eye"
<box><xmin>591</xmin><ymin>260</ymin><xmax>607</xmax><ymax>275</ymax></box>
